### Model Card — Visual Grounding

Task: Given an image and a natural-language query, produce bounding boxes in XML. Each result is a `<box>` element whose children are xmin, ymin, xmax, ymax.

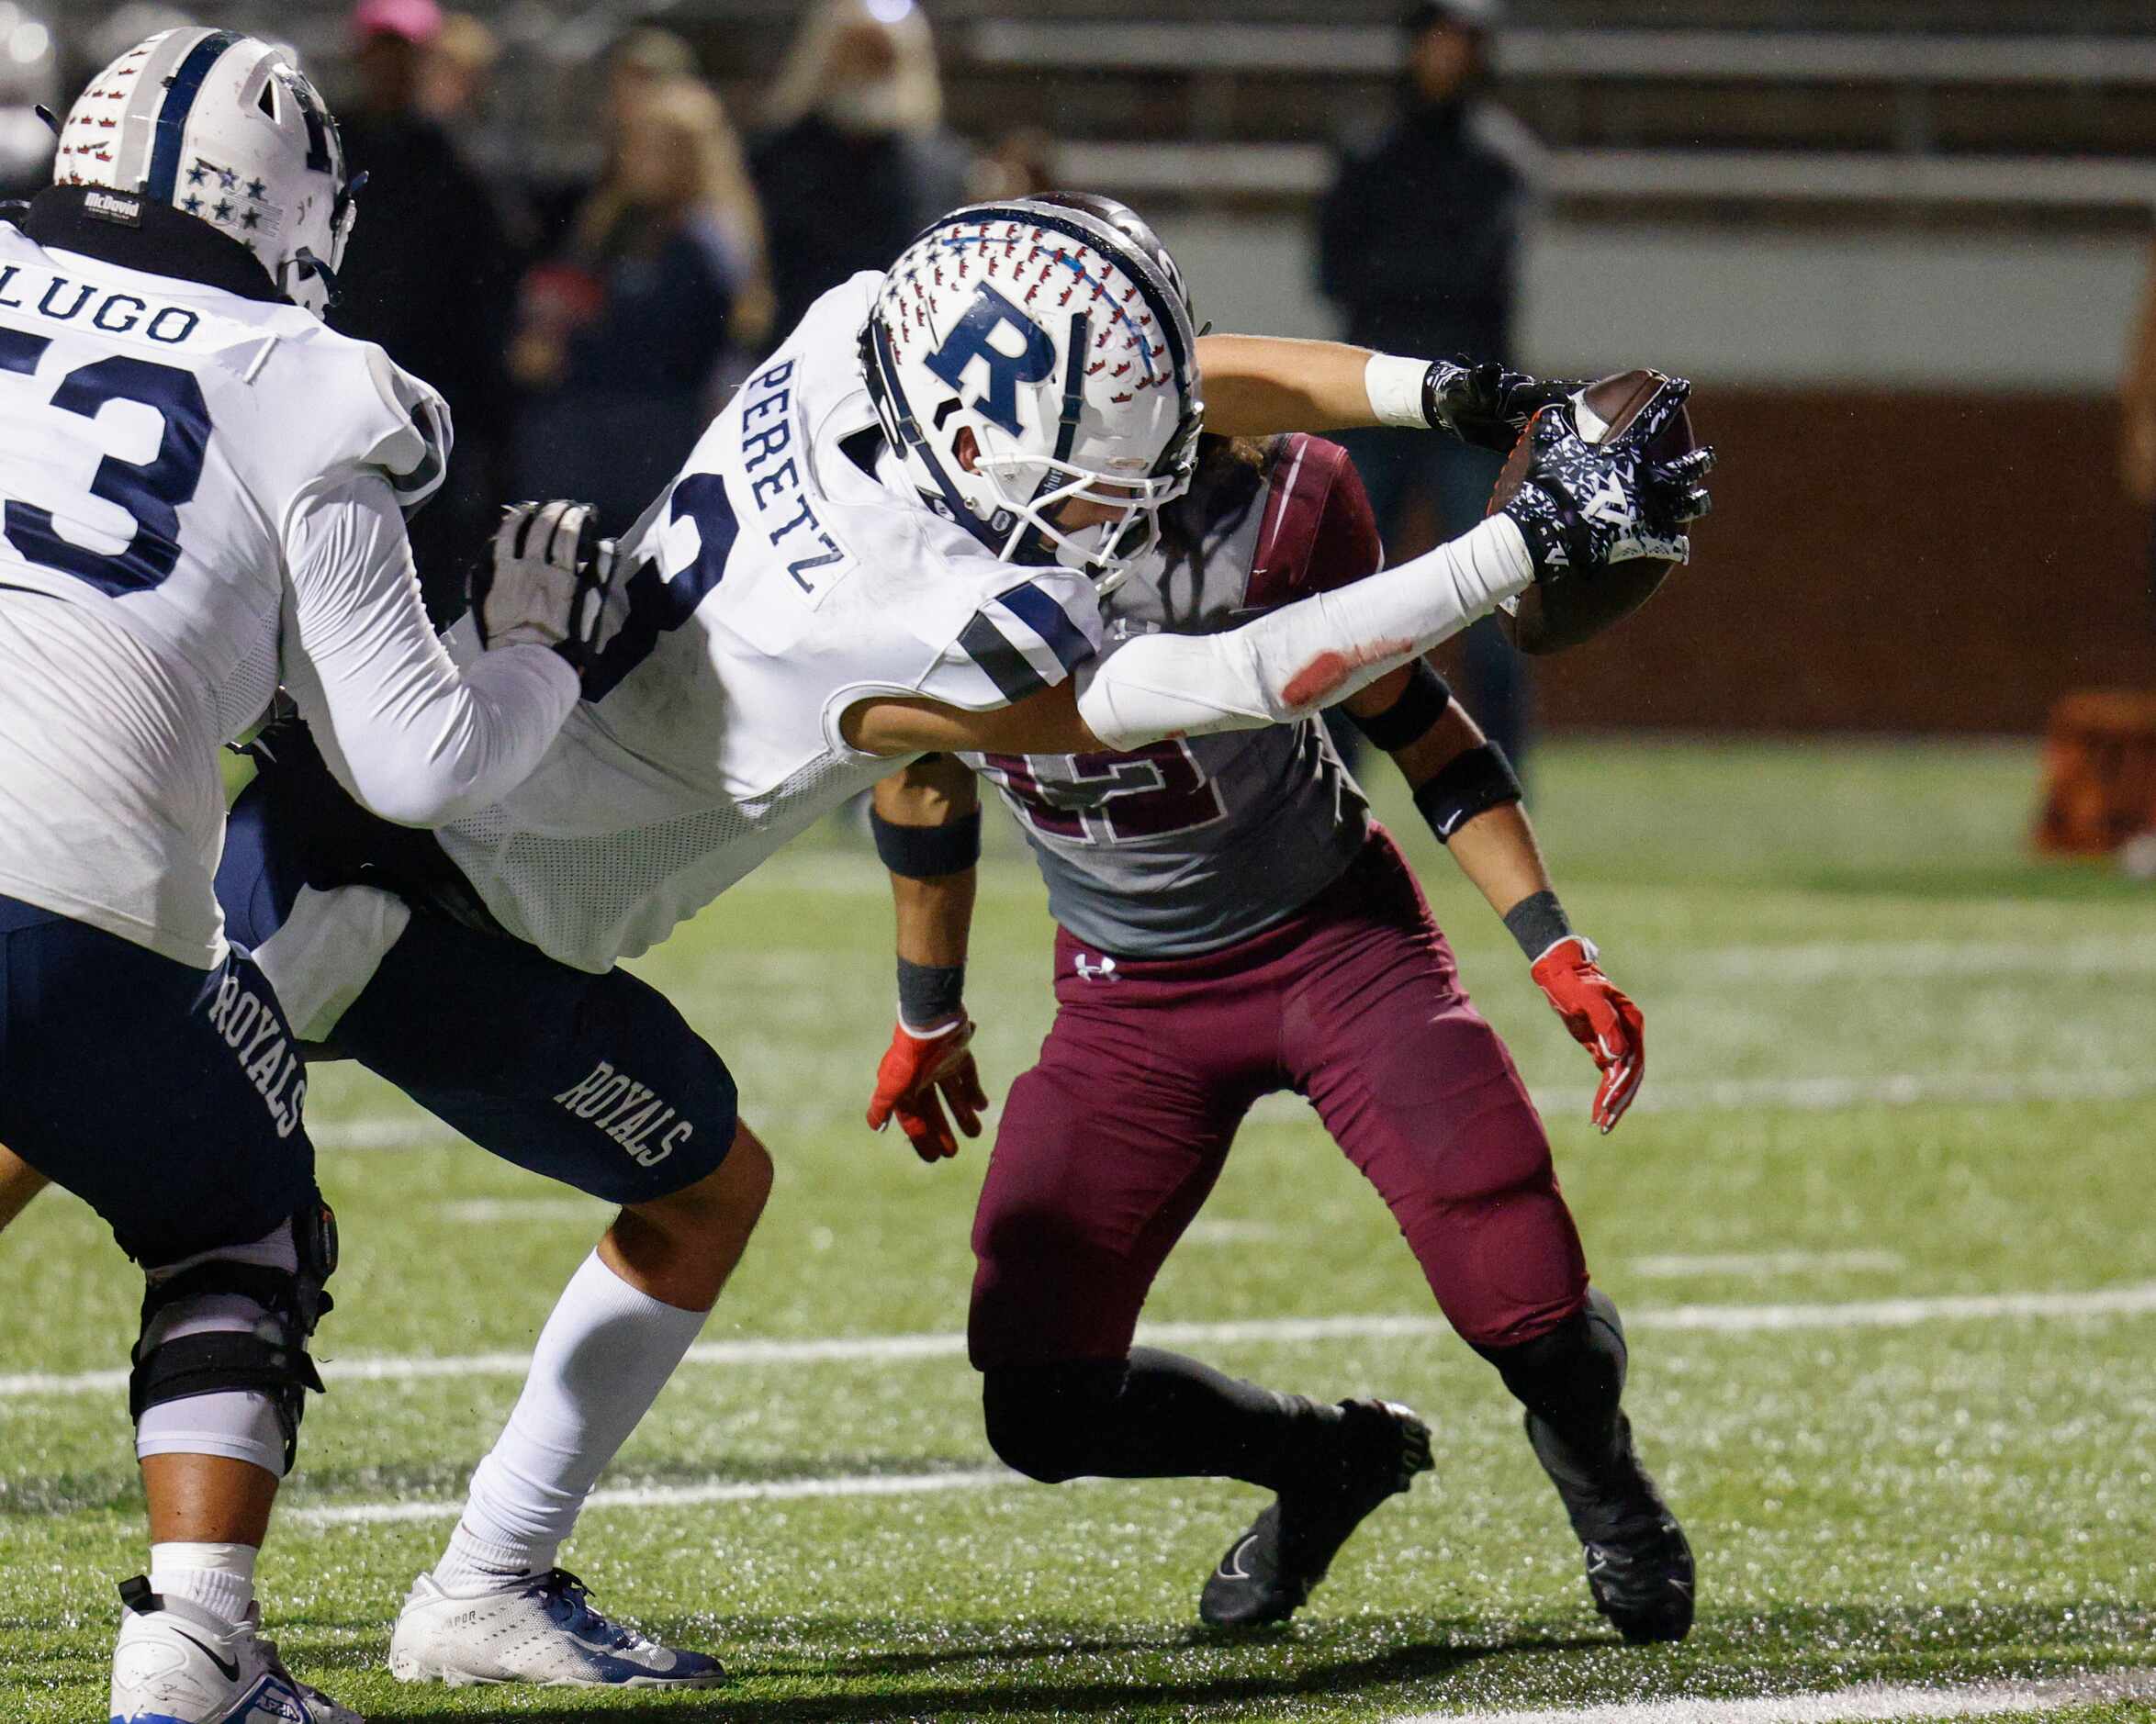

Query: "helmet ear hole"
<box><xmin>257</xmin><ymin>82</ymin><xmax>276</xmax><ymax>118</ymax></box>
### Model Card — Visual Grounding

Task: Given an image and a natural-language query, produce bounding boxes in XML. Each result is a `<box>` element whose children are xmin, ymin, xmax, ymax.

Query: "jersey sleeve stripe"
<box><xmin>957</xmin><ymin>610</ymin><xmax>1050</xmax><ymax>703</ymax></box>
<box><xmin>994</xmin><ymin>580</ymin><xmax>1095</xmax><ymax>676</ymax></box>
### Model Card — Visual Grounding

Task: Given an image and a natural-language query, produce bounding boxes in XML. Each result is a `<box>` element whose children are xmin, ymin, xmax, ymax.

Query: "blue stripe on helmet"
<box><xmin>145</xmin><ymin>30</ymin><xmax>243</xmax><ymax>204</ymax></box>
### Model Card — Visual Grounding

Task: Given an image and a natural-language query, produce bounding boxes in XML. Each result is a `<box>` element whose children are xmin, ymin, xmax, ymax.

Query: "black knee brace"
<box><xmin>129</xmin><ymin>1197</ymin><xmax>339</xmax><ymax>1473</ymax></box>
<box><xmin>981</xmin><ymin>1361</ymin><xmax>1127</xmax><ymax>1483</ymax></box>
<box><xmin>1476</xmin><ymin>1285</ymin><xmax>1628</xmax><ymax>1460</ymax></box>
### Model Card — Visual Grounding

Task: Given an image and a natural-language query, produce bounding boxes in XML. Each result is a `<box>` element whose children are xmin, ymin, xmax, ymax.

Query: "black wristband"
<box><xmin>871</xmin><ymin>808</ymin><xmax>982</xmax><ymax>879</ymax></box>
<box><xmin>897</xmin><ymin>957</ymin><xmax>966</xmax><ymax>1028</ymax></box>
<box><xmin>1347</xmin><ymin>660</ymin><xmax>1452</xmax><ymax>752</ymax></box>
<box><xmin>1503</xmin><ymin>890</ymin><xmax>1574</xmax><ymax>963</ymax></box>
<box><xmin>1411</xmin><ymin>742</ymin><xmax>1523</xmax><ymax>844</ymax></box>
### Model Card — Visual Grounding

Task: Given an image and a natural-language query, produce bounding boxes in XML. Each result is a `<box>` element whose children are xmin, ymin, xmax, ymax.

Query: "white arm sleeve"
<box><xmin>280</xmin><ymin>469</ymin><xmax>580</xmax><ymax>827</ymax></box>
<box><xmin>1077</xmin><ymin>513</ymin><xmax>1534</xmax><ymax>751</ymax></box>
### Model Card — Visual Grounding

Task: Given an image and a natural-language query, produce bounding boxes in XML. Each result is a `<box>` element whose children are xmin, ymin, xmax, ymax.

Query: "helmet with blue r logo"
<box><xmin>863</xmin><ymin>196</ymin><xmax>1203</xmax><ymax>589</ymax></box>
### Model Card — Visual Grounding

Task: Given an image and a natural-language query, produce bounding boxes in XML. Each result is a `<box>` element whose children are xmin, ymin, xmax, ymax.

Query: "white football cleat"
<box><xmin>110</xmin><ymin>1577</ymin><xmax>361</xmax><ymax>1723</ymax></box>
<box><xmin>387</xmin><ymin>1567</ymin><xmax>724</xmax><ymax>1688</ymax></box>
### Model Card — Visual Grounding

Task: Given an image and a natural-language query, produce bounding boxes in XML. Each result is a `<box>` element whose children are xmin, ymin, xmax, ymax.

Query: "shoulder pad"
<box><xmin>360</xmin><ymin>345</ymin><xmax>455</xmax><ymax>518</ymax></box>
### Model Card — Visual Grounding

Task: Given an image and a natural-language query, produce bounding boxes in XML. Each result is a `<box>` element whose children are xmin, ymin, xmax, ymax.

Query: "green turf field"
<box><xmin>4</xmin><ymin>737</ymin><xmax>2152</xmax><ymax>1724</ymax></box>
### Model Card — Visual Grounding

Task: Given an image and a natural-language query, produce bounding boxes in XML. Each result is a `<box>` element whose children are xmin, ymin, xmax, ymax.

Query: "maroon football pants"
<box><xmin>969</xmin><ymin>831</ymin><xmax>1589</xmax><ymax>1369</ymax></box>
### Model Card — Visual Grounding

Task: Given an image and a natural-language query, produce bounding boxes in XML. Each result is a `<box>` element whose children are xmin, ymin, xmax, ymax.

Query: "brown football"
<box><xmin>1488</xmin><ymin>369</ymin><xmax>1696</xmax><ymax>655</ymax></box>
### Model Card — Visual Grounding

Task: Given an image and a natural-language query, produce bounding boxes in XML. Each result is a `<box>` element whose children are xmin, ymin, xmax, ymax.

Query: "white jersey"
<box><xmin>0</xmin><ymin>201</ymin><xmax>577</xmax><ymax>968</ymax></box>
<box><xmin>436</xmin><ymin>274</ymin><xmax>1106</xmax><ymax>972</ymax></box>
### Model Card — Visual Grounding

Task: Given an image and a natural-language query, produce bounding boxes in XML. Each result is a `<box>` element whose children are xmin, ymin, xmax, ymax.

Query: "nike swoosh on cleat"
<box><xmin>1217</xmin><ymin>1535</ymin><xmax>1260</xmax><ymax>1582</ymax></box>
<box><xmin>167</xmin><ymin>1627</ymin><xmax>241</xmax><ymax>1683</ymax></box>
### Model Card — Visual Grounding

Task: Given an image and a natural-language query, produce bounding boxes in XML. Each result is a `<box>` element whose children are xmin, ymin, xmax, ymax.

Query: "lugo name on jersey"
<box><xmin>434</xmin><ymin>272</ymin><xmax>1106</xmax><ymax>973</ymax></box>
<box><xmin>0</xmin><ymin>213</ymin><xmax>446</xmax><ymax>967</ymax></box>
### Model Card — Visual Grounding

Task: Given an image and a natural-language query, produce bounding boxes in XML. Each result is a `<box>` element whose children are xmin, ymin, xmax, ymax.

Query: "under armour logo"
<box><xmin>1074</xmin><ymin>954</ymin><xmax>1118</xmax><ymax>982</ymax></box>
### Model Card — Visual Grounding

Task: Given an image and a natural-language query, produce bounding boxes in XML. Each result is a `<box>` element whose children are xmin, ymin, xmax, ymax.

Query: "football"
<box><xmin>1488</xmin><ymin>369</ymin><xmax>1697</xmax><ymax>655</ymax></box>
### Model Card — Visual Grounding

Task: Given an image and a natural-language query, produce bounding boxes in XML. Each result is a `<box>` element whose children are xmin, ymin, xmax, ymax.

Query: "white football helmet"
<box><xmin>54</xmin><ymin>28</ymin><xmax>357</xmax><ymax>319</ymax></box>
<box><xmin>864</xmin><ymin>195</ymin><xmax>1203</xmax><ymax>588</ymax></box>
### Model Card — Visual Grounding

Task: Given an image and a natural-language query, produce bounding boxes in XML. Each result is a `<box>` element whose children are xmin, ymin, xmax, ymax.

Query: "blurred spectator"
<box><xmin>0</xmin><ymin>4</ymin><xmax>57</xmax><ymax>201</ymax></box>
<box><xmin>751</xmin><ymin>0</ymin><xmax>969</xmax><ymax>341</ymax></box>
<box><xmin>970</xmin><ymin>127</ymin><xmax>1058</xmax><ymax>203</ymax></box>
<box><xmin>510</xmin><ymin>77</ymin><xmax>763</xmax><ymax>534</ymax></box>
<box><xmin>1319</xmin><ymin>0</ymin><xmax>1538</xmax><ymax>769</ymax></box>
<box><xmin>2119</xmin><ymin>233</ymin><xmax>2156</xmax><ymax>612</ymax></box>
<box><xmin>526</xmin><ymin>27</ymin><xmax>700</xmax><ymax>257</ymax></box>
<box><xmin>421</xmin><ymin>10</ymin><xmax>496</xmax><ymax>127</ymax></box>
<box><xmin>333</xmin><ymin>0</ymin><xmax>518</xmax><ymax>621</ymax></box>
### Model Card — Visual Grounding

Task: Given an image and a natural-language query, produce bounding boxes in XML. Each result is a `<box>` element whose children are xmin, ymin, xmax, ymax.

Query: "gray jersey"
<box><xmin>965</xmin><ymin>434</ymin><xmax>1381</xmax><ymax>958</ymax></box>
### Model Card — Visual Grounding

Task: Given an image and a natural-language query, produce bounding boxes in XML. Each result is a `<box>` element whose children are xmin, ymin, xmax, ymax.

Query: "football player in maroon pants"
<box><xmin>865</xmin><ymin>427</ymin><xmax>1693</xmax><ymax>1642</ymax></box>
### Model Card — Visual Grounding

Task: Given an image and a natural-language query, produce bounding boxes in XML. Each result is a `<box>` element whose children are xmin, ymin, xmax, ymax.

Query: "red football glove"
<box><xmin>1528</xmin><ymin>936</ymin><xmax>1645</xmax><ymax>1135</ymax></box>
<box><xmin>866</xmin><ymin>1015</ymin><xmax>989</xmax><ymax>1162</ymax></box>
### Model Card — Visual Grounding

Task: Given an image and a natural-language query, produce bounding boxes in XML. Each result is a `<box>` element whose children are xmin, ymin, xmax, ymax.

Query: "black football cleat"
<box><xmin>1525</xmin><ymin>1409</ymin><xmax>1695</xmax><ymax>1643</ymax></box>
<box><xmin>1199</xmin><ymin>1397</ymin><xmax>1433</xmax><ymax>1629</ymax></box>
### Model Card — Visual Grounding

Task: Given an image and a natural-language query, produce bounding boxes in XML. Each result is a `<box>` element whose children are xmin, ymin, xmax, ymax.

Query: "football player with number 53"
<box><xmin>6</xmin><ymin>28</ymin><xmax>605</xmax><ymax>1724</ymax></box>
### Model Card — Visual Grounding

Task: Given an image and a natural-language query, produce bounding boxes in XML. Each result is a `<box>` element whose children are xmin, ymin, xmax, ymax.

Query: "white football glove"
<box><xmin>470</xmin><ymin>500</ymin><xmax>623</xmax><ymax>673</ymax></box>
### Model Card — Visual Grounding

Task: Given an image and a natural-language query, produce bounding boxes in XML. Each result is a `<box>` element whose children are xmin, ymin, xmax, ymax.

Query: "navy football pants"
<box><xmin>0</xmin><ymin>895</ymin><xmax>316</xmax><ymax>1266</ymax></box>
<box><xmin>217</xmin><ymin>725</ymin><xmax>737</xmax><ymax>1206</ymax></box>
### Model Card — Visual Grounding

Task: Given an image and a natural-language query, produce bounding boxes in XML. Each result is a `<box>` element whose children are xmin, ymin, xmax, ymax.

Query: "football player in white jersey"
<box><xmin>5</xmin><ymin>29</ymin><xmax>605</xmax><ymax>1724</ymax></box>
<box><xmin>2</xmin><ymin>190</ymin><xmax>1704</xmax><ymax>1686</ymax></box>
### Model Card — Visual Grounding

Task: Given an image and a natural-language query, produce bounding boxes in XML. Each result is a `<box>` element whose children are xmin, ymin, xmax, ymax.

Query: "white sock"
<box><xmin>149</xmin><ymin>1541</ymin><xmax>256</xmax><ymax>1629</ymax></box>
<box><xmin>432</xmin><ymin>1250</ymin><xmax>709</xmax><ymax>1592</ymax></box>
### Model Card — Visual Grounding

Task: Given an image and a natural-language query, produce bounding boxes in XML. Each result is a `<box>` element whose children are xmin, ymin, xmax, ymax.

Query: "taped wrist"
<box><xmin>1347</xmin><ymin>661</ymin><xmax>1452</xmax><ymax>752</ymax></box>
<box><xmin>897</xmin><ymin>957</ymin><xmax>966</xmax><ymax>1029</ymax></box>
<box><xmin>1364</xmin><ymin>353</ymin><xmax>1437</xmax><ymax>428</ymax></box>
<box><xmin>872</xmin><ymin>808</ymin><xmax>982</xmax><ymax>879</ymax></box>
<box><xmin>1413</xmin><ymin>742</ymin><xmax>1523</xmax><ymax>844</ymax></box>
<box><xmin>1504</xmin><ymin>890</ymin><xmax>1575</xmax><ymax>962</ymax></box>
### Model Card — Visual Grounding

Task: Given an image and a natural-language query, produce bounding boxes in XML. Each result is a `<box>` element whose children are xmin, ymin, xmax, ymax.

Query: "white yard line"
<box><xmin>1690</xmin><ymin>936</ymin><xmax>2156</xmax><ymax>982</ymax></box>
<box><xmin>1579</xmin><ymin>1067</ymin><xmax>2156</xmax><ymax>1118</ymax></box>
<box><xmin>8</xmin><ymin>1282</ymin><xmax>2155</xmax><ymax>1401</ymax></box>
<box><xmin>440</xmin><ymin>1198</ymin><xmax>609</xmax><ymax>1225</ymax></box>
<box><xmin>1628</xmin><ymin>1250</ymin><xmax>1906</xmax><ymax>1281</ymax></box>
<box><xmin>311</xmin><ymin>1066</ymin><xmax>2156</xmax><ymax>1155</ymax></box>
<box><xmin>1182</xmin><ymin>1219</ymin><xmax>1284</xmax><ymax>1246</ymax></box>
<box><xmin>1398</xmin><ymin>1668</ymin><xmax>2156</xmax><ymax>1724</ymax></box>
<box><xmin>289</xmin><ymin>1466</ymin><xmax>1019</xmax><ymax>1528</ymax></box>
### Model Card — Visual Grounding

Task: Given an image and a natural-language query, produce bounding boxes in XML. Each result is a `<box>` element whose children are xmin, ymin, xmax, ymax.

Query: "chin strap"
<box><xmin>291</xmin><ymin>247</ymin><xmax>343</xmax><ymax>310</ymax></box>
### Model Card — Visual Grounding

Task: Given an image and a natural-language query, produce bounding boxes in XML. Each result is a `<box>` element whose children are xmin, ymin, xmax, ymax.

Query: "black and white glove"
<box><xmin>1424</xmin><ymin>359</ymin><xmax>1586</xmax><ymax>453</ymax></box>
<box><xmin>469</xmin><ymin>500</ymin><xmax>622</xmax><ymax>674</ymax></box>
<box><xmin>1497</xmin><ymin>384</ymin><xmax>1715</xmax><ymax>581</ymax></box>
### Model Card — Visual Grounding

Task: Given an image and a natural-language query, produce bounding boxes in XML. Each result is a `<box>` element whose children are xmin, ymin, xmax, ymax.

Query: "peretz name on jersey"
<box><xmin>436</xmin><ymin>272</ymin><xmax>1106</xmax><ymax>974</ymax></box>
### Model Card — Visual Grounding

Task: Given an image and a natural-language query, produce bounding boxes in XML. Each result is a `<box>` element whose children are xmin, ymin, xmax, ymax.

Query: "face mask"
<box><xmin>821</xmin><ymin>75</ymin><xmax>904</xmax><ymax>134</ymax></box>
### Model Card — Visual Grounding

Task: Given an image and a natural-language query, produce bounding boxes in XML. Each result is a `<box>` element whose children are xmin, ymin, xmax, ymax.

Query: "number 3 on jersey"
<box><xmin>581</xmin><ymin>473</ymin><xmax>736</xmax><ymax>701</ymax></box>
<box><xmin>0</xmin><ymin>328</ymin><xmax>209</xmax><ymax>597</ymax></box>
